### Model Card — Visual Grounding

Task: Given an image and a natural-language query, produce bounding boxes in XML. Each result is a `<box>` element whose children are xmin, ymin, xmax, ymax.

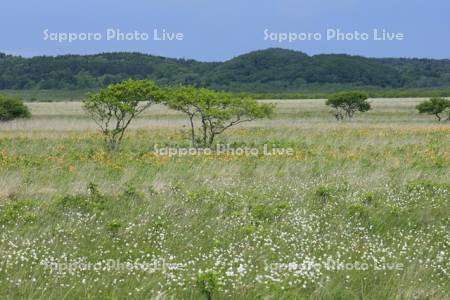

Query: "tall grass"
<box><xmin>0</xmin><ymin>100</ymin><xmax>449</xmax><ymax>299</ymax></box>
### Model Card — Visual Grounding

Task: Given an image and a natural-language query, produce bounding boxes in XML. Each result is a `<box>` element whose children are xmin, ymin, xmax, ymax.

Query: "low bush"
<box><xmin>0</xmin><ymin>94</ymin><xmax>31</xmax><ymax>121</ymax></box>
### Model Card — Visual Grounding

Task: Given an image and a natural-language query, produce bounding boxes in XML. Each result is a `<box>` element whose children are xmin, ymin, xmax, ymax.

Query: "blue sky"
<box><xmin>1</xmin><ymin>0</ymin><xmax>449</xmax><ymax>61</ymax></box>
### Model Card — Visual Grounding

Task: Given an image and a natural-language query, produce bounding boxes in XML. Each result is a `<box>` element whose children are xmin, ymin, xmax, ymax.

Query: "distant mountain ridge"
<box><xmin>1</xmin><ymin>48</ymin><xmax>450</xmax><ymax>92</ymax></box>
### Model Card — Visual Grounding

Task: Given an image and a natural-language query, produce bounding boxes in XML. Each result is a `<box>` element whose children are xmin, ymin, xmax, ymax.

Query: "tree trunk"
<box><xmin>201</xmin><ymin>118</ymin><xmax>208</xmax><ymax>147</ymax></box>
<box><xmin>435</xmin><ymin>113</ymin><xmax>441</xmax><ymax>122</ymax></box>
<box><xmin>189</xmin><ymin>115</ymin><xmax>196</xmax><ymax>147</ymax></box>
<box><xmin>207</xmin><ymin>132</ymin><xmax>215</xmax><ymax>148</ymax></box>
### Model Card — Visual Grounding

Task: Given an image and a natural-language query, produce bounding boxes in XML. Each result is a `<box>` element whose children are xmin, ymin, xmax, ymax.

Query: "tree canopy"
<box><xmin>163</xmin><ymin>86</ymin><xmax>274</xmax><ymax>147</ymax></box>
<box><xmin>83</xmin><ymin>79</ymin><xmax>162</xmax><ymax>150</ymax></box>
<box><xmin>326</xmin><ymin>92</ymin><xmax>371</xmax><ymax>120</ymax></box>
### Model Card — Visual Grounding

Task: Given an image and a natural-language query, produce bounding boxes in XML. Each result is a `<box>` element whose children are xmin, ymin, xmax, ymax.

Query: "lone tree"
<box><xmin>326</xmin><ymin>92</ymin><xmax>371</xmax><ymax>121</ymax></box>
<box><xmin>83</xmin><ymin>80</ymin><xmax>162</xmax><ymax>151</ymax></box>
<box><xmin>416</xmin><ymin>97</ymin><xmax>450</xmax><ymax>122</ymax></box>
<box><xmin>0</xmin><ymin>94</ymin><xmax>31</xmax><ymax>121</ymax></box>
<box><xmin>163</xmin><ymin>86</ymin><xmax>273</xmax><ymax>147</ymax></box>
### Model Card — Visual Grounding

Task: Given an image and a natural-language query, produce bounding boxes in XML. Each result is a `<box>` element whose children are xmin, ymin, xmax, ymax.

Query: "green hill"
<box><xmin>1</xmin><ymin>48</ymin><xmax>450</xmax><ymax>92</ymax></box>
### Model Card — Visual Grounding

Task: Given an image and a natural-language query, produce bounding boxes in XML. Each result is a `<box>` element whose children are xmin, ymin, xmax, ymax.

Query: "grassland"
<box><xmin>2</xmin><ymin>87</ymin><xmax>450</xmax><ymax>103</ymax></box>
<box><xmin>1</xmin><ymin>90</ymin><xmax>88</xmax><ymax>102</ymax></box>
<box><xmin>0</xmin><ymin>99</ymin><xmax>449</xmax><ymax>299</ymax></box>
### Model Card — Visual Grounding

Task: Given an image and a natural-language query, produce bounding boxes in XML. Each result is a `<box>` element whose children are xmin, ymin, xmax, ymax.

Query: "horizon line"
<box><xmin>2</xmin><ymin>48</ymin><xmax>450</xmax><ymax>62</ymax></box>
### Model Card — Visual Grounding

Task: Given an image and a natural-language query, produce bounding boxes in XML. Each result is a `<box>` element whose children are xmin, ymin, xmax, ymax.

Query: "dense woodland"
<box><xmin>1</xmin><ymin>48</ymin><xmax>450</xmax><ymax>92</ymax></box>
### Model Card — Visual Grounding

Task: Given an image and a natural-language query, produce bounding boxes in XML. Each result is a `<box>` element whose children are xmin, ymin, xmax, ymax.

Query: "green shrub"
<box><xmin>106</xmin><ymin>219</ymin><xmax>122</xmax><ymax>234</ymax></box>
<box><xmin>239</xmin><ymin>225</ymin><xmax>256</xmax><ymax>236</ymax></box>
<box><xmin>196</xmin><ymin>271</ymin><xmax>218</xmax><ymax>300</ymax></box>
<box><xmin>362</xmin><ymin>191</ymin><xmax>381</xmax><ymax>206</ymax></box>
<box><xmin>250</xmin><ymin>201</ymin><xmax>287</xmax><ymax>224</ymax></box>
<box><xmin>347</xmin><ymin>204</ymin><xmax>370</xmax><ymax>220</ymax></box>
<box><xmin>314</xmin><ymin>186</ymin><xmax>335</xmax><ymax>205</ymax></box>
<box><xmin>0</xmin><ymin>199</ymin><xmax>35</xmax><ymax>224</ymax></box>
<box><xmin>0</xmin><ymin>94</ymin><xmax>31</xmax><ymax>121</ymax></box>
<box><xmin>59</xmin><ymin>183</ymin><xmax>107</xmax><ymax>213</ymax></box>
<box><xmin>122</xmin><ymin>184</ymin><xmax>144</xmax><ymax>202</ymax></box>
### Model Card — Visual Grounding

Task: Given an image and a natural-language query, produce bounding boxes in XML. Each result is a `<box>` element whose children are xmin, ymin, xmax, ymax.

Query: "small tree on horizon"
<box><xmin>416</xmin><ymin>97</ymin><xmax>450</xmax><ymax>122</ymax></box>
<box><xmin>83</xmin><ymin>79</ymin><xmax>162</xmax><ymax>151</ymax></box>
<box><xmin>326</xmin><ymin>92</ymin><xmax>371</xmax><ymax>121</ymax></box>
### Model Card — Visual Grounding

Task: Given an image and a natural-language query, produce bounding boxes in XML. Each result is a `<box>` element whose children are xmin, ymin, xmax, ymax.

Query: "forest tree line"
<box><xmin>1</xmin><ymin>48</ymin><xmax>450</xmax><ymax>92</ymax></box>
